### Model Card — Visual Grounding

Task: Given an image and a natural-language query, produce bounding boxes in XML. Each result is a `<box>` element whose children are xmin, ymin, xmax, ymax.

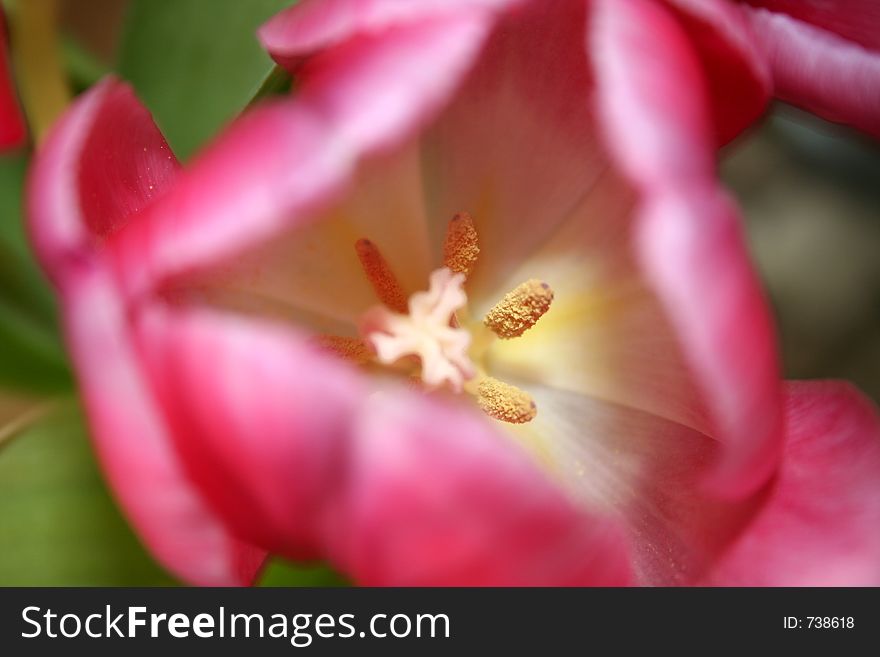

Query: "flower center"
<box><xmin>315</xmin><ymin>213</ymin><xmax>553</xmax><ymax>424</ymax></box>
<box><xmin>360</xmin><ymin>266</ymin><xmax>475</xmax><ymax>392</ymax></box>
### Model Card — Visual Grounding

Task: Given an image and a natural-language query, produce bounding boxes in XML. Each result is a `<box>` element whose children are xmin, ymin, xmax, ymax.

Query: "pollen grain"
<box><xmin>443</xmin><ymin>212</ymin><xmax>480</xmax><ymax>277</ymax></box>
<box><xmin>355</xmin><ymin>238</ymin><xmax>409</xmax><ymax>313</ymax></box>
<box><xmin>477</xmin><ymin>377</ymin><xmax>538</xmax><ymax>424</ymax></box>
<box><xmin>312</xmin><ymin>335</ymin><xmax>373</xmax><ymax>365</ymax></box>
<box><xmin>484</xmin><ymin>279</ymin><xmax>554</xmax><ymax>339</ymax></box>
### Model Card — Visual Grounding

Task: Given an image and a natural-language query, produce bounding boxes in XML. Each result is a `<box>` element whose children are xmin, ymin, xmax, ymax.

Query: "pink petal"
<box><xmin>637</xmin><ymin>191</ymin><xmax>782</xmax><ymax>498</ymax></box>
<box><xmin>338</xmin><ymin>392</ymin><xmax>632</xmax><ymax>585</ymax></box>
<box><xmin>134</xmin><ymin>304</ymin><xmax>632</xmax><ymax>585</ymax></box>
<box><xmin>743</xmin><ymin>0</ymin><xmax>880</xmax><ymax>50</ymax></box>
<box><xmin>0</xmin><ymin>8</ymin><xmax>26</xmax><ymax>150</ymax></box>
<box><xmin>591</xmin><ymin>0</ymin><xmax>716</xmax><ymax>185</ymax></box>
<box><xmin>591</xmin><ymin>0</ymin><xmax>783</xmax><ymax>497</ymax></box>
<box><xmin>27</xmin><ymin>79</ymin><xmax>265</xmax><ymax>586</ymax></box>
<box><xmin>76</xmin><ymin>85</ymin><xmax>179</xmax><ymax>239</ymax></box>
<box><xmin>258</xmin><ymin>0</ymin><xmax>518</xmax><ymax>72</ymax></box>
<box><xmin>110</xmin><ymin>12</ymin><xmax>493</xmax><ymax>297</ymax></box>
<box><xmin>173</xmin><ymin>143</ymin><xmax>434</xmax><ymax>331</ymax></box>
<box><xmin>28</xmin><ymin>78</ymin><xmax>179</xmax><ymax>286</ymax></box>
<box><xmin>662</xmin><ymin>0</ymin><xmax>771</xmax><ymax>144</ymax></box>
<box><xmin>421</xmin><ymin>0</ymin><xmax>709</xmax><ymax>438</ymax></box>
<box><xmin>62</xmin><ymin>268</ymin><xmax>266</xmax><ymax>586</ymax></box>
<box><xmin>133</xmin><ymin>304</ymin><xmax>366</xmax><ymax>560</ymax></box>
<box><xmin>744</xmin><ymin>7</ymin><xmax>880</xmax><ymax>138</ymax></box>
<box><xmin>478</xmin><ymin>165</ymin><xmax>715</xmax><ymax>437</ymax></box>
<box><xmin>421</xmin><ymin>0</ymin><xmax>607</xmax><ymax>303</ymax></box>
<box><xmin>703</xmin><ymin>381</ymin><xmax>880</xmax><ymax>586</ymax></box>
<box><xmin>514</xmin><ymin>383</ymin><xmax>759</xmax><ymax>585</ymax></box>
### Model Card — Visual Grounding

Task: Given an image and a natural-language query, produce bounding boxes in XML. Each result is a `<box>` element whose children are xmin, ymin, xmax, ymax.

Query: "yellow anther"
<box><xmin>476</xmin><ymin>377</ymin><xmax>537</xmax><ymax>424</ymax></box>
<box><xmin>312</xmin><ymin>335</ymin><xmax>373</xmax><ymax>365</ymax></box>
<box><xmin>484</xmin><ymin>279</ymin><xmax>554</xmax><ymax>339</ymax></box>
<box><xmin>355</xmin><ymin>238</ymin><xmax>408</xmax><ymax>313</ymax></box>
<box><xmin>443</xmin><ymin>212</ymin><xmax>480</xmax><ymax>277</ymax></box>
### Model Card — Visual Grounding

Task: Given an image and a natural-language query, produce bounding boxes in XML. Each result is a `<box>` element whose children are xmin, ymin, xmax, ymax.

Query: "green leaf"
<box><xmin>118</xmin><ymin>0</ymin><xmax>294</xmax><ymax>161</ymax></box>
<box><xmin>0</xmin><ymin>154</ymin><xmax>72</xmax><ymax>393</ymax></box>
<box><xmin>0</xmin><ymin>402</ymin><xmax>178</xmax><ymax>585</ymax></box>
<box><xmin>0</xmin><ymin>154</ymin><xmax>32</xmax><ymax>260</ymax></box>
<box><xmin>259</xmin><ymin>559</ymin><xmax>349</xmax><ymax>587</ymax></box>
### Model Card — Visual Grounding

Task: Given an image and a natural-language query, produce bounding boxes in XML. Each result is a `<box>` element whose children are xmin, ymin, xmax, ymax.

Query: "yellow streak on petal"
<box><xmin>443</xmin><ymin>212</ymin><xmax>480</xmax><ymax>277</ymax></box>
<box><xmin>477</xmin><ymin>377</ymin><xmax>537</xmax><ymax>424</ymax></box>
<box><xmin>484</xmin><ymin>279</ymin><xmax>554</xmax><ymax>339</ymax></box>
<box><xmin>355</xmin><ymin>238</ymin><xmax>408</xmax><ymax>313</ymax></box>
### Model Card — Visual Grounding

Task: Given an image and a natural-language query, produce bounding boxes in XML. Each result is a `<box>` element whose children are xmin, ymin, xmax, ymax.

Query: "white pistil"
<box><xmin>359</xmin><ymin>267</ymin><xmax>476</xmax><ymax>392</ymax></box>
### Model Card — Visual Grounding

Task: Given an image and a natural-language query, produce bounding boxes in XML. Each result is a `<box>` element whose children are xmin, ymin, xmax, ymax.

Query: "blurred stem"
<box><xmin>6</xmin><ymin>0</ymin><xmax>71</xmax><ymax>144</ymax></box>
<box><xmin>0</xmin><ymin>397</ymin><xmax>66</xmax><ymax>451</ymax></box>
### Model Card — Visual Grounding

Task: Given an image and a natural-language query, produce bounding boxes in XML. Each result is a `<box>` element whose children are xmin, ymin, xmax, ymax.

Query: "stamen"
<box><xmin>360</xmin><ymin>268</ymin><xmax>475</xmax><ymax>392</ymax></box>
<box><xmin>355</xmin><ymin>238</ymin><xmax>408</xmax><ymax>313</ymax></box>
<box><xmin>484</xmin><ymin>279</ymin><xmax>554</xmax><ymax>339</ymax></box>
<box><xmin>476</xmin><ymin>377</ymin><xmax>537</xmax><ymax>424</ymax></box>
<box><xmin>443</xmin><ymin>212</ymin><xmax>480</xmax><ymax>277</ymax></box>
<box><xmin>312</xmin><ymin>335</ymin><xmax>373</xmax><ymax>365</ymax></box>
<box><xmin>349</xmin><ymin>220</ymin><xmax>547</xmax><ymax>422</ymax></box>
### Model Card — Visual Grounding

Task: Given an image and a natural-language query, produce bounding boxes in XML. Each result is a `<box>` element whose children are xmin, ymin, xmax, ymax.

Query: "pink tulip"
<box><xmin>740</xmin><ymin>0</ymin><xmax>880</xmax><ymax>137</ymax></box>
<box><xmin>27</xmin><ymin>0</ymin><xmax>880</xmax><ymax>586</ymax></box>
<box><xmin>0</xmin><ymin>7</ymin><xmax>26</xmax><ymax>150</ymax></box>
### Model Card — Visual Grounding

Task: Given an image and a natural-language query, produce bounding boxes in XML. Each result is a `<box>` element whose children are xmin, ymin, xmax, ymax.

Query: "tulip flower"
<box><xmin>740</xmin><ymin>0</ymin><xmax>880</xmax><ymax>137</ymax></box>
<box><xmin>642</xmin><ymin>1</ymin><xmax>880</xmax><ymax>140</ymax></box>
<box><xmin>0</xmin><ymin>7</ymin><xmax>26</xmax><ymax>150</ymax></box>
<box><xmin>27</xmin><ymin>0</ymin><xmax>880</xmax><ymax>586</ymax></box>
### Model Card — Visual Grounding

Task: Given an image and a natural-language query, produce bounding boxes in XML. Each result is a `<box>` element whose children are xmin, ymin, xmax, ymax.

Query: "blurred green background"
<box><xmin>0</xmin><ymin>0</ymin><xmax>878</xmax><ymax>585</ymax></box>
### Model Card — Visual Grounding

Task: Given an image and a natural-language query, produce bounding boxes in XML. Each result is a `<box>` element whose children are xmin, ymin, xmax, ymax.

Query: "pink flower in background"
<box><xmin>647</xmin><ymin>0</ymin><xmax>880</xmax><ymax>140</ymax></box>
<box><xmin>739</xmin><ymin>0</ymin><xmax>880</xmax><ymax>137</ymax></box>
<box><xmin>0</xmin><ymin>7</ymin><xmax>26</xmax><ymax>150</ymax></box>
<box><xmin>27</xmin><ymin>0</ymin><xmax>880</xmax><ymax>586</ymax></box>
